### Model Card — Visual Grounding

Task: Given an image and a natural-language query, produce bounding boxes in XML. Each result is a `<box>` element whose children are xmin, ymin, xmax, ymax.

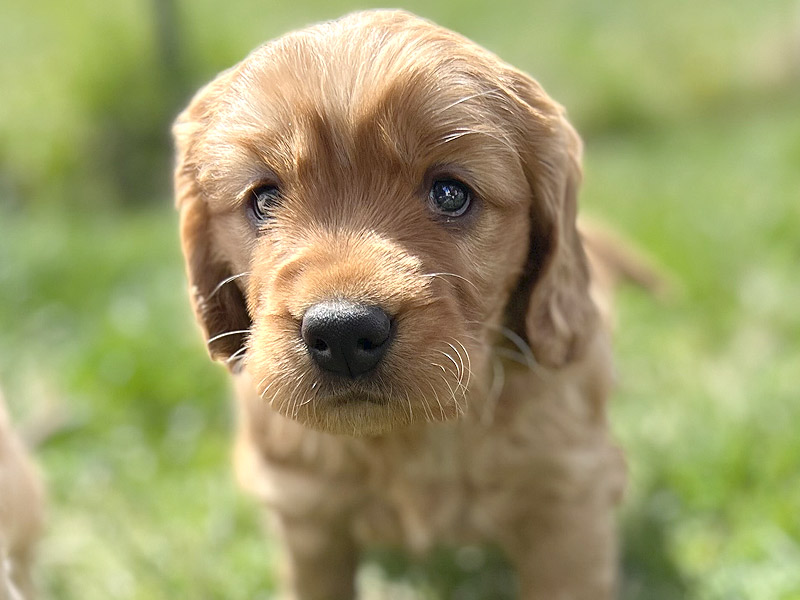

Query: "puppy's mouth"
<box><xmin>310</xmin><ymin>372</ymin><xmax>394</xmax><ymax>405</ymax></box>
<box><xmin>325</xmin><ymin>390</ymin><xmax>389</xmax><ymax>407</ymax></box>
<box><xmin>249</xmin><ymin>336</ymin><xmax>467</xmax><ymax>435</ymax></box>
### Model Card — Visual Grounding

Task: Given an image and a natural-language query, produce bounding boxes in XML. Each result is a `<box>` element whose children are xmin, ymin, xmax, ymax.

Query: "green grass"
<box><xmin>0</xmin><ymin>209</ymin><xmax>277</xmax><ymax>598</ymax></box>
<box><xmin>587</xmin><ymin>100</ymin><xmax>800</xmax><ymax>600</ymax></box>
<box><xmin>1</xmin><ymin>0</ymin><xmax>799</xmax><ymax>598</ymax></box>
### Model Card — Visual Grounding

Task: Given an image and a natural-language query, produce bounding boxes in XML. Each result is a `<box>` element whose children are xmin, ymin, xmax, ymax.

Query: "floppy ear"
<box><xmin>503</xmin><ymin>70</ymin><xmax>598</xmax><ymax>368</ymax></box>
<box><xmin>173</xmin><ymin>75</ymin><xmax>251</xmax><ymax>363</ymax></box>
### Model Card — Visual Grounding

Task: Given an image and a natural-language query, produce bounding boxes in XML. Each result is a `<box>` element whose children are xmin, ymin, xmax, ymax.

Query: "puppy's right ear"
<box><xmin>173</xmin><ymin>74</ymin><xmax>251</xmax><ymax>363</ymax></box>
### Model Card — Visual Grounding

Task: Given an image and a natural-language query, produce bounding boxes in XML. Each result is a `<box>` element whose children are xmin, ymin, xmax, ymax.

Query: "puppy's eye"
<box><xmin>429</xmin><ymin>179</ymin><xmax>471</xmax><ymax>217</ymax></box>
<box><xmin>249</xmin><ymin>185</ymin><xmax>281</xmax><ymax>222</ymax></box>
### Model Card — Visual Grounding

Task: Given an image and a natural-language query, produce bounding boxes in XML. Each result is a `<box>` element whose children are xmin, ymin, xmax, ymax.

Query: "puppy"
<box><xmin>174</xmin><ymin>10</ymin><xmax>626</xmax><ymax>599</ymax></box>
<box><xmin>0</xmin><ymin>391</ymin><xmax>43</xmax><ymax>600</ymax></box>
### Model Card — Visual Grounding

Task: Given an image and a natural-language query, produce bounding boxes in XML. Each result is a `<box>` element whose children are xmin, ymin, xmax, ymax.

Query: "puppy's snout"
<box><xmin>301</xmin><ymin>301</ymin><xmax>392</xmax><ymax>378</ymax></box>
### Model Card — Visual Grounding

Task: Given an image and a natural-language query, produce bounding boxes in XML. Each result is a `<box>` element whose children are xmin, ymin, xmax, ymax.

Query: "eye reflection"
<box><xmin>429</xmin><ymin>179</ymin><xmax>471</xmax><ymax>217</ymax></box>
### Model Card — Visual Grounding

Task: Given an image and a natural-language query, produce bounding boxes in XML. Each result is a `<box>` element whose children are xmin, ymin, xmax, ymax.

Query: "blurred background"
<box><xmin>1</xmin><ymin>0</ymin><xmax>798</xmax><ymax>598</ymax></box>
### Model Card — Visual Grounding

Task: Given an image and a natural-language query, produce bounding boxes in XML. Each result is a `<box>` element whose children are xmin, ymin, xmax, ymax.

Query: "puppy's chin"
<box><xmin>250</xmin><ymin>369</ymin><xmax>465</xmax><ymax>437</ymax></box>
<box><xmin>290</xmin><ymin>395</ymin><xmax>414</xmax><ymax>437</ymax></box>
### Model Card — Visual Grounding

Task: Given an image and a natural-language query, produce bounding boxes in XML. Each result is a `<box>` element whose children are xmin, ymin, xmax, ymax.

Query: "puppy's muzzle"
<box><xmin>301</xmin><ymin>300</ymin><xmax>393</xmax><ymax>378</ymax></box>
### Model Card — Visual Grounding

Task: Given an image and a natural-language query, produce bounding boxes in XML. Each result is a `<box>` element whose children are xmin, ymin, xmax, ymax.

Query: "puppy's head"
<box><xmin>174</xmin><ymin>10</ymin><xmax>596</xmax><ymax>436</ymax></box>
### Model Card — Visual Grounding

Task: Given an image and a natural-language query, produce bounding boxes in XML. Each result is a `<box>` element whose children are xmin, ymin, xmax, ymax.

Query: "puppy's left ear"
<box><xmin>173</xmin><ymin>73</ymin><xmax>252</xmax><ymax>363</ymax></box>
<box><xmin>503</xmin><ymin>69</ymin><xmax>598</xmax><ymax>368</ymax></box>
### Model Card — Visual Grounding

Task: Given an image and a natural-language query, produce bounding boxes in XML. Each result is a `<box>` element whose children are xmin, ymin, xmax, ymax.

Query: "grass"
<box><xmin>1</xmin><ymin>0</ymin><xmax>799</xmax><ymax>598</ymax></box>
<box><xmin>0</xmin><ymin>209</ymin><xmax>278</xmax><ymax>598</ymax></box>
<box><xmin>587</xmin><ymin>100</ymin><xmax>800</xmax><ymax>600</ymax></box>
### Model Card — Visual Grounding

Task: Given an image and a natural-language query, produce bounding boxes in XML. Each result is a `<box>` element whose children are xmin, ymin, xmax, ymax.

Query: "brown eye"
<box><xmin>429</xmin><ymin>179</ymin><xmax>471</xmax><ymax>217</ymax></box>
<box><xmin>249</xmin><ymin>185</ymin><xmax>281</xmax><ymax>222</ymax></box>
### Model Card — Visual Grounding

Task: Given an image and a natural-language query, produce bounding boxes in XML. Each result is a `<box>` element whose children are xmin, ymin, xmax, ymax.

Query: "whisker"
<box><xmin>266</xmin><ymin>388</ymin><xmax>281</xmax><ymax>407</ymax></box>
<box><xmin>445</xmin><ymin>341</ymin><xmax>470</xmax><ymax>399</ymax></box>
<box><xmin>412</xmin><ymin>381</ymin><xmax>434</xmax><ymax>421</ymax></box>
<box><xmin>436</xmin><ymin>350</ymin><xmax>461</xmax><ymax>380</ymax></box>
<box><xmin>467</xmin><ymin>322</ymin><xmax>548</xmax><ymax>378</ymax></box>
<box><xmin>433</xmin><ymin>338</ymin><xmax>468</xmax><ymax>417</ymax></box>
<box><xmin>436</xmin><ymin>371</ymin><xmax>461</xmax><ymax>416</ymax></box>
<box><xmin>225</xmin><ymin>347</ymin><xmax>247</xmax><ymax>365</ymax></box>
<box><xmin>255</xmin><ymin>374</ymin><xmax>270</xmax><ymax>394</ymax></box>
<box><xmin>427</xmin><ymin>380</ymin><xmax>447</xmax><ymax>420</ymax></box>
<box><xmin>290</xmin><ymin>373</ymin><xmax>309</xmax><ymax>417</ymax></box>
<box><xmin>497</xmin><ymin>327</ymin><xmax>533</xmax><ymax>358</ymax></box>
<box><xmin>207</xmin><ymin>272</ymin><xmax>251</xmax><ymax>300</ymax></box>
<box><xmin>435</xmin><ymin>88</ymin><xmax>502</xmax><ymax>115</ymax></box>
<box><xmin>431</xmin><ymin>362</ymin><xmax>447</xmax><ymax>374</ymax></box>
<box><xmin>207</xmin><ymin>329</ymin><xmax>250</xmax><ymax>346</ymax></box>
<box><xmin>421</xmin><ymin>272</ymin><xmax>480</xmax><ymax>293</ymax></box>
<box><xmin>259</xmin><ymin>381</ymin><xmax>275</xmax><ymax>402</ymax></box>
<box><xmin>311</xmin><ymin>380</ymin><xmax>319</xmax><ymax>423</ymax></box>
<box><xmin>404</xmin><ymin>390</ymin><xmax>414</xmax><ymax>423</ymax></box>
<box><xmin>437</xmin><ymin>128</ymin><xmax>516</xmax><ymax>154</ymax></box>
<box><xmin>287</xmin><ymin>369</ymin><xmax>311</xmax><ymax>416</ymax></box>
<box><xmin>481</xmin><ymin>356</ymin><xmax>505</xmax><ymax>426</ymax></box>
<box><xmin>298</xmin><ymin>377</ymin><xmax>320</xmax><ymax>408</ymax></box>
<box><xmin>497</xmin><ymin>326</ymin><xmax>543</xmax><ymax>374</ymax></box>
<box><xmin>452</xmin><ymin>338</ymin><xmax>473</xmax><ymax>392</ymax></box>
<box><xmin>450</xmin><ymin>338</ymin><xmax>472</xmax><ymax>395</ymax></box>
<box><xmin>445</xmin><ymin>342</ymin><xmax>466</xmax><ymax>378</ymax></box>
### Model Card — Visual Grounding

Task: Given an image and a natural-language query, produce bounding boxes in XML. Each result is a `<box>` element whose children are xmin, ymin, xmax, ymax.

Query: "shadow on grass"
<box><xmin>621</xmin><ymin>488</ymin><xmax>690</xmax><ymax>600</ymax></box>
<box><xmin>369</xmin><ymin>545</ymin><xmax>517</xmax><ymax>600</ymax></box>
<box><xmin>365</xmin><ymin>495</ymin><xmax>690</xmax><ymax>600</ymax></box>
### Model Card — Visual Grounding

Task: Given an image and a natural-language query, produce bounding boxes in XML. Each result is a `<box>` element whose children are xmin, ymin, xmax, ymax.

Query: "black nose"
<box><xmin>301</xmin><ymin>301</ymin><xmax>392</xmax><ymax>378</ymax></box>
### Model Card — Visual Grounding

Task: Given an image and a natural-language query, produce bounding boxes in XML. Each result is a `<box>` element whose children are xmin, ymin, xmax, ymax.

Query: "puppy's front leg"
<box><xmin>276</xmin><ymin>514</ymin><xmax>358</xmax><ymax>600</ymax></box>
<box><xmin>506</xmin><ymin>499</ymin><xmax>618</xmax><ymax>600</ymax></box>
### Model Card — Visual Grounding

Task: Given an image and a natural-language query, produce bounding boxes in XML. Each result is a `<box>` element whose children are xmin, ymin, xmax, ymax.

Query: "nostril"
<box><xmin>357</xmin><ymin>338</ymin><xmax>374</xmax><ymax>352</ymax></box>
<box><xmin>313</xmin><ymin>338</ymin><xmax>329</xmax><ymax>352</ymax></box>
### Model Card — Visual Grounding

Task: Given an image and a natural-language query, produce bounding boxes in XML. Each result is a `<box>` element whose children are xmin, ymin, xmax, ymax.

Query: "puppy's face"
<box><xmin>175</xmin><ymin>11</ymin><xmax>595</xmax><ymax>436</ymax></box>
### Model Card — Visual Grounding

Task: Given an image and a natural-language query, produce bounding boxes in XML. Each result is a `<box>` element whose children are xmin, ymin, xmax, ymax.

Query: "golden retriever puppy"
<box><xmin>0</xmin><ymin>391</ymin><xmax>43</xmax><ymax>600</ymax></box>
<box><xmin>174</xmin><ymin>10</ymin><xmax>626</xmax><ymax>599</ymax></box>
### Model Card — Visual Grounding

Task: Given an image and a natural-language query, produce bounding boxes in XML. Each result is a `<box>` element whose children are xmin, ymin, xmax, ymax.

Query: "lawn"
<box><xmin>1</xmin><ymin>0</ymin><xmax>799</xmax><ymax>598</ymax></box>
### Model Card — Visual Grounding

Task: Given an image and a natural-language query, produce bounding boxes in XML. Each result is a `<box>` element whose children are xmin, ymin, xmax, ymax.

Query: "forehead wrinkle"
<box><xmin>295</xmin><ymin>104</ymin><xmax>359</xmax><ymax>180</ymax></box>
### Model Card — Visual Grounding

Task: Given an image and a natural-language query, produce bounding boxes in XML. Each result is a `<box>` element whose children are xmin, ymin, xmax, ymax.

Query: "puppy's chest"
<box><xmin>353</xmin><ymin>422</ymin><xmax>519</xmax><ymax>551</ymax></box>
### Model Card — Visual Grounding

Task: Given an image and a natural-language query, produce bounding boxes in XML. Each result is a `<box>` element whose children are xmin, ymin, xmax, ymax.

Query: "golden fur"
<box><xmin>0</xmin><ymin>391</ymin><xmax>43</xmax><ymax>600</ymax></box>
<box><xmin>174</xmin><ymin>10</ymin><xmax>626</xmax><ymax>598</ymax></box>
